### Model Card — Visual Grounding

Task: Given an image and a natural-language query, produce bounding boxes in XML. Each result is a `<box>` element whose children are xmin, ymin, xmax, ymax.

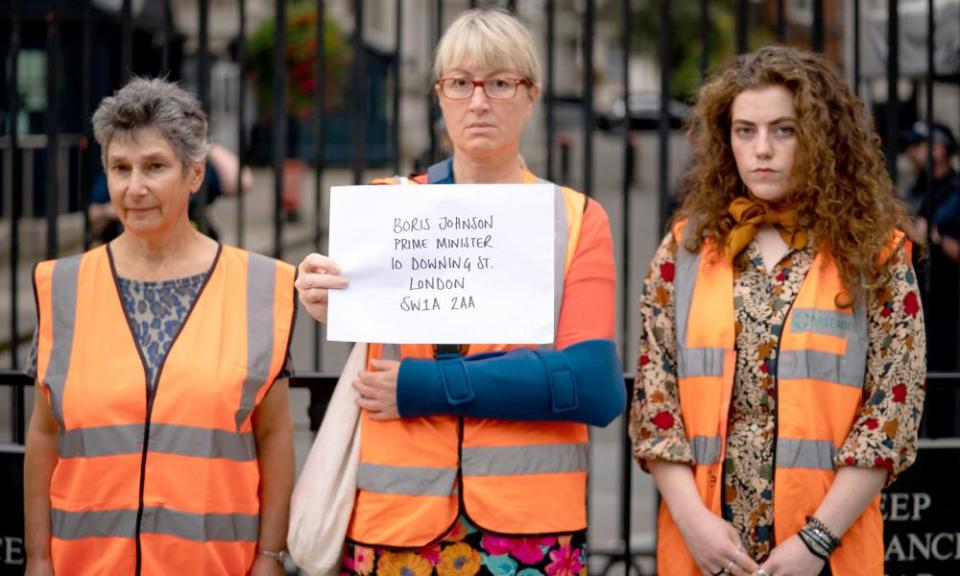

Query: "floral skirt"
<box><xmin>343</xmin><ymin>515</ymin><xmax>588</xmax><ymax>576</ymax></box>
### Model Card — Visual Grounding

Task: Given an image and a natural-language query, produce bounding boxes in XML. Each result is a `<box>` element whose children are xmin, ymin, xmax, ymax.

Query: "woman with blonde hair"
<box><xmin>295</xmin><ymin>8</ymin><xmax>625</xmax><ymax>575</ymax></box>
<box><xmin>630</xmin><ymin>46</ymin><xmax>925</xmax><ymax>576</ymax></box>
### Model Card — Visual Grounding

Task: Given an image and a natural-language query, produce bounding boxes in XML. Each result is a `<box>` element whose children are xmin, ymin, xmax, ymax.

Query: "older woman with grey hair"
<box><xmin>296</xmin><ymin>8</ymin><xmax>624</xmax><ymax>573</ymax></box>
<box><xmin>24</xmin><ymin>77</ymin><xmax>296</xmax><ymax>576</ymax></box>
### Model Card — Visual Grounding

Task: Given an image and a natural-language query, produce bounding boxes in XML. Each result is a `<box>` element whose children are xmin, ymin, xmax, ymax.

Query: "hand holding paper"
<box><xmin>295</xmin><ymin>253</ymin><xmax>349</xmax><ymax>323</ymax></box>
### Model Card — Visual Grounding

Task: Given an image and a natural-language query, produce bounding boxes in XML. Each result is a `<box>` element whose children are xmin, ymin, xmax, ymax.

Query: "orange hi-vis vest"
<box><xmin>657</xmin><ymin>221</ymin><xmax>907</xmax><ymax>575</ymax></box>
<box><xmin>33</xmin><ymin>245</ymin><xmax>296</xmax><ymax>575</ymax></box>
<box><xmin>348</xmin><ymin>167</ymin><xmax>589</xmax><ymax>547</ymax></box>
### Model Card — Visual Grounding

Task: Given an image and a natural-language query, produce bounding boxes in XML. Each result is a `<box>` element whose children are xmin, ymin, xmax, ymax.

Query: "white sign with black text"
<box><xmin>327</xmin><ymin>184</ymin><xmax>555</xmax><ymax>344</ymax></box>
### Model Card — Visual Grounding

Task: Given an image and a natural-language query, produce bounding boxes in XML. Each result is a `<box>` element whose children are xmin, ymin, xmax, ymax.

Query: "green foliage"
<box><xmin>611</xmin><ymin>0</ymin><xmax>774</xmax><ymax>101</ymax></box>
<box><xmin>248</xmin><ymin>1</ymin><xmax>349</xmax><ymax>118</ymax></box>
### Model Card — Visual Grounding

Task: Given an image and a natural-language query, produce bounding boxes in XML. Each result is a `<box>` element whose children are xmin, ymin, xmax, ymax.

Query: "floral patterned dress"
<box><xmin>629</xmin><ymin>234</ymin><xmax>926</xmax><ymax>562</ymax></box>
<box><xmin>343</xmin><ymin>517</ymin><xmax>587</xmax><ymax>576</ymax></box>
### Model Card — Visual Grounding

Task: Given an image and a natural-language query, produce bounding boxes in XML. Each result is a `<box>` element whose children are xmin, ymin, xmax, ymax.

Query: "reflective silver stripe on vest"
<box><xmin>673</xmin><ymin>229</ymin><xmax>700</xmax><ymax>347</ymax></box>
<box><xmin>150</xmin><ymin>423</ymin><xmax>256</xmax><ymax>460</ymax></box>
<box><xmin>789</xmin><ymin>308</ymin><xmax>856</xmax><ymax>338</ymax></box>
<box><xmin>551</xmin><ymin>184</ymin><xmax>569</xmax><ymax>336</ymax></box>
<box><xmin>59</xmin><ymin>424</ymin><xmax>256</xmax><ymax>461</ymax></box>
<box><xmin>140</xmin><ymin>506</ymin><xmax>259</xmax><ymax>542</ymax></box>
<box><xmin>778</xmin><ymin>349</ymin><xmax>867</xmax><ymax>388</ymax></box>
<box><xmin>691</xmin><ymin>435</ymin><xmax>722</xmax><ymax>465</ymax></box>
<box><xmin>45</xmin><ymin>254</ymin><xmax>83</xmax><ymax>428</ymax></box>
<box><xmin>51</xmin><ymin>507</ymin><xmax>259</xmax><ymax>542</ymax></box>
<box><xmin>380</xmin><ymin>344</ymin><xmax>401</xmax><ymax>361</ymax></box>
<box><xmin>776</xmin><ymin>438</ymin><xmax>837</xmax><ymax>470</ymax></box>
<box><xmin>461</xmin><ymin>442</ymin><xmax>589</xmax><ymax>476</ymax></box>
<box><xmin>678</xmin><ymin>348</ymin><xmax>725</xmax><ymax>378</ymax></box>
<box><xmin>59</xmin><ymin>424</ymin><xmax>143</xmax><ymax>458</ymax></box>
<box><xmin>780</xmin><ymin>301</ymin><xmax>868</xmax><ymax>388</ymax></box>
<box><xmin>51</xmin><ymin>508</ymin><xmax>137</xmax><ymax>539</ymax></box>
<box><xmin>672</xmin><ymin>228</ymin><xmax>725</xmax><ymax>379</ymax></box>
<box><xmin>357</xmin><ymin>463</ymin><xmax>458</xmax><ymax>496</ymax></box>
<box><xmin>235</xmin><ymin>252</ymin><xmax>278</xmax><ymax>429</ymax></box>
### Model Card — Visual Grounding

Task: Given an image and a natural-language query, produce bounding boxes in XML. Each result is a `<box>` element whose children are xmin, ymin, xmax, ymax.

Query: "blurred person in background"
<box><xmin>902</xmin><ymin>121</ymin><xmax>960</xmax><ymax>371</ymax></box>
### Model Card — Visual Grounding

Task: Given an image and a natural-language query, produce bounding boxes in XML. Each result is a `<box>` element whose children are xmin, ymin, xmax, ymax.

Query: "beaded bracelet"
<box><xmin>805</xmin><ymin>515</ymin><xmax>842</xmax><ymax>548</ymax></box>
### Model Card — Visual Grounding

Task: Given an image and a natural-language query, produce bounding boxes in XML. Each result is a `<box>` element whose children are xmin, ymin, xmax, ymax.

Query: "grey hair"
<box><xmin>92</xmin><ymin>77</ymin><xmax>209</xmax><ymax>168</ymax></box>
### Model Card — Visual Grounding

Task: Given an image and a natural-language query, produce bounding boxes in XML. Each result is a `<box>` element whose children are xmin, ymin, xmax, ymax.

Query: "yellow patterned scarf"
<box><xmin>724</xmin><ymin>195</ymin><xmax>807</xmax><ymax>261</ymax></box>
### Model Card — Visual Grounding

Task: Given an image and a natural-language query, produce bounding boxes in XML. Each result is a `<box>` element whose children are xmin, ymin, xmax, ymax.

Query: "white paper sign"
<box><xmin>327</xmin><ymin>184</ymin><xmax>556</xmax><ymax>344</ymax></box>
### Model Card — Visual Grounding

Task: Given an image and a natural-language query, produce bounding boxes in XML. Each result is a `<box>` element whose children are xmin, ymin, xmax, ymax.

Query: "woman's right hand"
<box><xmin>648</xmin><ymin>461</ymin><xmax>758</xmax><ymax>575</ymax></box>
<box><xmin>295</xmin><ymin>253</ymin><xmax>348</xmax><ymax>323</ymax></box>
<box><xmin>676</xmin><ymin>508</ymin><xmax>758</xmax><ymax>576</ymax></box>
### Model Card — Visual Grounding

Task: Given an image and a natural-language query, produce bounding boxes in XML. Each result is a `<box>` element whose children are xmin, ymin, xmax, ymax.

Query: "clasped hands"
<box><xmin>679</xmin><ymin>507</ymin><xmax>825</xmax><ymax>576</ymax></box>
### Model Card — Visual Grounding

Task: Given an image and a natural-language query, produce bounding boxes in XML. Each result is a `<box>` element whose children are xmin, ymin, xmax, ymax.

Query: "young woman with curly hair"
<box><xmin>630</xmin><ymin>46</ymin><xmax>925</xmax><ymax>576</ymax></box>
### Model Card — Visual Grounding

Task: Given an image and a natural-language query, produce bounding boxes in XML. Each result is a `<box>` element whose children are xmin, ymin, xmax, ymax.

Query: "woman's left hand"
<box><xmin>353</xmin><ymin>359</ymin><xmax>401</xmax><ymax>420</ymax></box>
<box><xmin>250</xmin><ymin>555</ymin><xmax>285</xmax><ymax>576</ymax></box>
<box><xmin>756</xmin><ymin>535</ymin><xmax>825</xmax><ymax>576</ymax></box>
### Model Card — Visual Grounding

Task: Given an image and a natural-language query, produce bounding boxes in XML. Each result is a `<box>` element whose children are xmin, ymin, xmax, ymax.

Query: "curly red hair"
<box><xmin>677</xmin><ymin>45</ymin><xmax>908</xmax><ymax>301</ymax></box>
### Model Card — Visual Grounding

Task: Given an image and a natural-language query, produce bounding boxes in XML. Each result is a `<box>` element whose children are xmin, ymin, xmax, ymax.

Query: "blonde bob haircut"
<box><xmin>433</xmin><ymin>8</ymin><xmax>541</xmax><ymax>86</ymax></box>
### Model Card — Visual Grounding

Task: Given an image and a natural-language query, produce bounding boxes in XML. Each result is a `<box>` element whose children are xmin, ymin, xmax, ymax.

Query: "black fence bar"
<box><xmin>735</xmin><ymin>0</ymin><xmax>748</xmax><ymax>55</ymax></box>
<box><xmin>162</xmin><ymin>0</ymin><xmax>172</xmax><ymax>74</ymax></box>
<box><xmin>352</xmin><ymin>0</ymin><xmax>366</xmax><ymax>185</ymax></box>
<box><xmin>1</xmin><ymin>371</ymin><xmax>33</xmax><ymax>445</ymax></box>
<box><xmin>853</xmin><ymin>0</ymin><xmax>861</xmax><ymax>94</ymax></box>
<box><xmin>657</xmin><ymin>0</ymin><xmax>671</xmax><ymax>235</ymax></box>
<box><xmin>469</xmin><ymin>0</ymin><xmax>478</xmax><ymax>10</ymax></box>
<box><xmin>81</xmin><ymin>0</ymin><xmax>92</xmax><ymax>250</ymax></box>
<box><xmin>621</xmin><ymin>0</ymin><xmax>632</xmax><ymax>365</ymax></box>
<box><xmin>8</xmin><ymin>0</ymin><xmax>23</xmax><ymax>444</ymax></box>
<box><xmin>776</xmin><ymin>0</ymin><xmax>785</xmax><ymax>42</ymax></box>
<box><xmin>8</xmin><ymin>0</ymin><xmax>21</xmax><ymax>371</ymax></box>
<box><xmin>699</xmin><ymin>0</ymin><xmax>709</xmax><ymax>82</ymax></box>
<box><xmin>392</xmin><ymin>0</ymin><xmax>402</xmax><ymax>176</ymax></box>
<box><xmin>272</xmin><ymin>0</ymin><xmax>287</xmax><ymax>259</ymax></box>
<box><xmin>620</xmin><ymin>0</ymin><xmax>633</xmax><ymax>569</ymax></box>
<box><xmin>45</xmin><ymin>0</ymin><xmax>61</xmax><ymax>260</ymax></box>
<box><xmin>885</xmin><ymin>0</ymin><xmax>898</xmax><ymax>180</ymax></box>
<box><xmin>198</xmin><ymin>0</ymin><xmax>210</xmax><ymax>113</ymax></box>
<box><xmin>924</xmin><ymin>0</ymin><xmax>934</xmax><ymax>284</ymax></box>
<box><xmin>545</xmin><ymin>0</ymin><xmax>556</xmax><ymax>182</ymax></box>
<box><xmin>121</xmin><ymin>0</ymin><xmax>132</xmax><ymax>83</ymax></box>
<box><xmin>582</xmin><ymin>0</ymin><xmax>595</xmax><ymax>197</ymax></box>
<box><xmin>237</xmin><ymin>0</ymin><xmax>246</xmax><ymax>248</ymax></box>
<box><xmin>812</xmin><ymin>0</ymin><xmax>824</xmax><ymax>52</ymax></box>
<box><xmin>314</xmin><ymin>0</ymin><xmax>327</xmax><ymax>372</ymax></box>
<box><xmin>196</xmin><ymin>0</ymin><xmax>210</xmax><ymax>234</ymax></box>
<box><xmin>428</xmin><ymin>0</ymin><xmax>442</xmax><ymax>164</ymax></box>
<box><xmin>507</xmin><ymin>0</ymin><xmax>516</xmax><ymax>13</ymax></box>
